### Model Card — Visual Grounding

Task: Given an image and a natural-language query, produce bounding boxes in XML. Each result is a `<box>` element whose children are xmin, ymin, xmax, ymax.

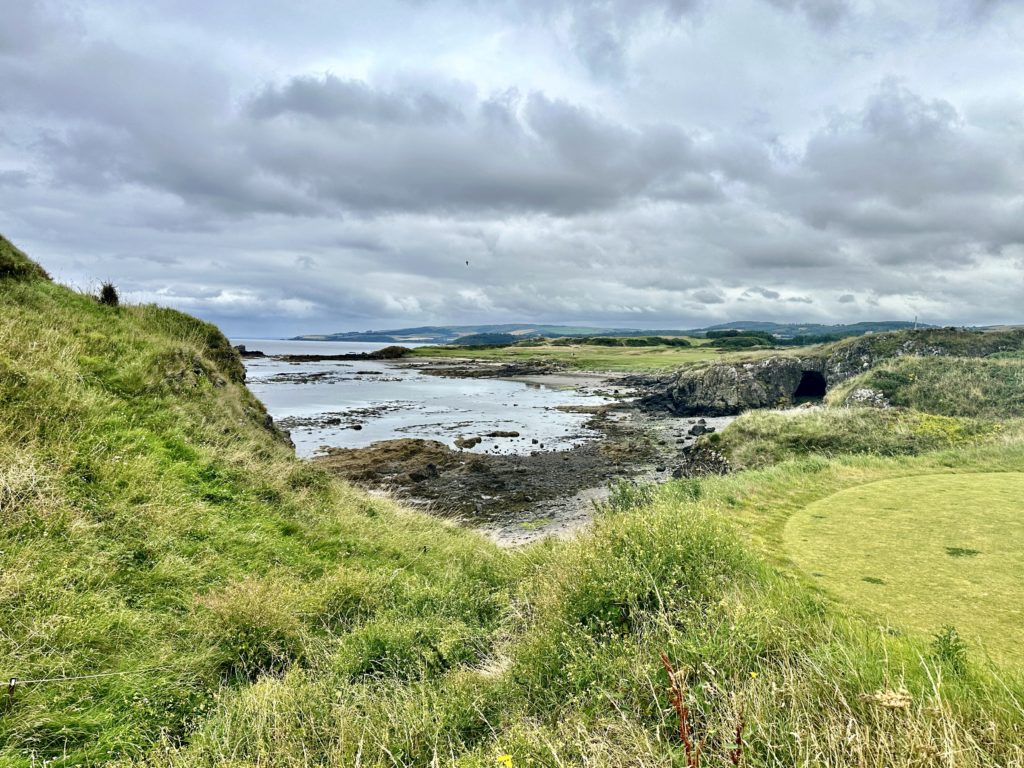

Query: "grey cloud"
<box><xmin>692</xmin><ymin>288</ymin><xmax>725</xmax><ymax>304</ymax></box>
<box><xmin>743</xmin><ymin>286</ymin><xmax>781</xmax><ymax>300</ymax></box>
<box><xmin>0</xmin><ymin>0</ymin><xmax>72</xmax><ymax>55</ymax></box>
<box><xmin>249</xmin><ymin>75</ymin><xmax>462</xmax><ymax>125</ymax></box>
<box><xmin>3</xmin><ymin>24</ymin><xmax>711</xmax><ymax>218</ymax></box>
<box><xmin>541</xmin><ymin>0</ymin><xmax>707</xmax><ymax>78</ymax></box>
<box><xmin>774</xmin><ymin>81</ymin><xmax>1024</xmax><ymax>267</ymax></box>
<box><xmin>801</xmin><ymin>83</ymin><xmax>1002</xmax><ymax>209</ymax></box>
<box><xmin>0</xmin><ymin>170</ymin><xmax>32</xmax><ymax>188</ymax></box>
<box><xmin>242</xmin><ymin>81</ymin><xmax>706</xmax><ymax>215</ymax></box>
<box><xmin>2</xmin><ymin>1</ymin><xmax>1024</xmax><ymax>335</ymax></box>
<box><xmin>764</xmin><ymin>0</ymin><xmax>850</xmax><ymax>29</ymax></box>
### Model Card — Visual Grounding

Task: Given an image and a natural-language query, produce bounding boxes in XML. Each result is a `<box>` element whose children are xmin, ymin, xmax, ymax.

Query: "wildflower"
<box><xmin>750</xmin><ymin>671</ymin><xmax>758</xmax><ymax>679</ymax></box>
<box><xmin>497</xmin><ymin>755</ymin><xmax>513</xmax><ymax>767</ymax></box>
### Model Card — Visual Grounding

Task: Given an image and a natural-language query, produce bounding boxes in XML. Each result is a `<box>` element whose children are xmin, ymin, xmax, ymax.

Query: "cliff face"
<box><xmin>648</xmin><ymin>356</ymin><xmax>826</xmax><ymax>416</ymax></box>
<box><xmin>649</xmin><ymin>328</ymin><xmax>1024</xmax><ymax>416</ymax></box>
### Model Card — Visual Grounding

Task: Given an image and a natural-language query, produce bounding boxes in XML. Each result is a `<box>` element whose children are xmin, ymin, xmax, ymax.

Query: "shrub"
<box><xmin>335</xmin><ymin>617</ymin><xmax>488</xmax><ymax>680</ymax></box>
<box><xmin>98</xmin><ymin>281</ymin><xmax>120</xmax><ymax>307</ymax></box>
<box><xmin>596</xmin><ymin>480</ymin><xmax>658</xmax><ymax>514</ymax></box>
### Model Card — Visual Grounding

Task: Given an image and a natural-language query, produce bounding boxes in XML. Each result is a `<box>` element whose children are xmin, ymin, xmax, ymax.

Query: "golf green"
<box><xmin>785</xmin><ymin>472</ymin><xmax>1024</xmax><ymax>665</ymax></box>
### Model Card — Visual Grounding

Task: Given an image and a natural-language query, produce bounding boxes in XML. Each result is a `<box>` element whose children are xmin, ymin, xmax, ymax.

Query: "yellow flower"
<box><xmin>750</xmin><ymin>671</ymin><xmax>759</xmax><ymax>679</ymax></box>
<box><xmin>497</xmin><ymin>755</ymin><xmax>513</xmax><ymax>767</ymax></box>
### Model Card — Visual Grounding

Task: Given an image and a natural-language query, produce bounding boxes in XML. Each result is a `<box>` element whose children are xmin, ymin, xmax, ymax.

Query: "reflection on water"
<box><xmin>235</xmin><ymin>339</ymin><xmax>612</xmax><ymax>458</ymax></box>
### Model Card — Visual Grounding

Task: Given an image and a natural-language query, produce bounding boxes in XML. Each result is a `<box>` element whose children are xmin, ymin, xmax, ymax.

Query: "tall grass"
<box><xmin>828</xmin><ymin>356</ymin><xmax>1024</xmax><ymax>419</ymax></box>
<box><xmin>709</xmin><ymin>406</ymin><xmax>1010</xmax><ymax>469</ymax></box>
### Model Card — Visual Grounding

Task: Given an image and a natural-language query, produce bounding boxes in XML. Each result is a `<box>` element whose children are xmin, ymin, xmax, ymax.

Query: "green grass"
<box><xmin>3</xmin><ymin>239</ymin><xmax>1024</xmax><ymax>766</ymax></box>
<box><xmin>409</xmin><ymin>339</ymin><xmax>754</xmax><ymax>372</ymax></box>
<box><xmin>829</xmin><ymin>356</ymin><xmax>1024</xmax><ymax>419</ymax></box>
<box><xmin>710</xmin><ymin>406</ymin><xmax>1010</xmax><ymax>469</ymax></box>
<box><xmin>785</xmin><ymin>473</ymin><xmax>1024</xmax><ymax>664</ymax></box>
<box><xmin>0</xmin><ymin>272</ymin><xmax>509</xmax><ymax>764</ymax></box>
<box><xmin>0</xmin><ymin>235</ymin><xmax>49</xmax><ymax>280</ymax></box>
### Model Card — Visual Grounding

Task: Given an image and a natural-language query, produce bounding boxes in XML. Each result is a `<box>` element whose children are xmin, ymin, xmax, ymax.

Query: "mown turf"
<box><xmin>785</xmin><ymin>473</ymin><xmax>1024</xmax><ymax>664</ymax></box>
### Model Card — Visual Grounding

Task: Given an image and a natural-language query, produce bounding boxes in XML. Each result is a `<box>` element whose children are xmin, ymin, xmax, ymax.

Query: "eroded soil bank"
<box><xmin>312</xmin><ymin>359</ymin><xmax>733</xmax><ymax>545</ymax></box>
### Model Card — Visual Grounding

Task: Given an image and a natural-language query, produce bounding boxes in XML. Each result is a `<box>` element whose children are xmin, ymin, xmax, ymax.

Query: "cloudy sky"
<box><xmin>2</xmin><ymin>0</ymin><xmax>1023</xmax><ymax>336</ymax></box>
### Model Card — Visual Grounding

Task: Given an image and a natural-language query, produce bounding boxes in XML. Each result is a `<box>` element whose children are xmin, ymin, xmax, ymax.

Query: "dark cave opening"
<box><xmin>793</xmin><ymin>370</ymin><xmax>827</xmax><ymax>401</ymax></box>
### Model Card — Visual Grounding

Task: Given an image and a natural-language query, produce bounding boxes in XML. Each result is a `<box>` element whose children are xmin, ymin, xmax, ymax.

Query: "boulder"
<box><xmin>845</xmin><ymin>387</ymin><xmax>891</xmax><ymax>408</ymax></box>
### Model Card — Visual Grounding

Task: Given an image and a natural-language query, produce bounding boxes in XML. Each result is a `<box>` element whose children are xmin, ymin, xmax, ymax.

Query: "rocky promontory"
<box><xmin>644</xmin><ymin>328</ymin><xmax>1024</xmax><ymax>416</ymax></box>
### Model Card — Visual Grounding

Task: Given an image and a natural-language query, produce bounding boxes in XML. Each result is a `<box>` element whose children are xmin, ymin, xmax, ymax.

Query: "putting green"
<box><xmin>785</xmin><ymin>472</ymin><xmax>1024</xmax><ymax>665</ymax></box>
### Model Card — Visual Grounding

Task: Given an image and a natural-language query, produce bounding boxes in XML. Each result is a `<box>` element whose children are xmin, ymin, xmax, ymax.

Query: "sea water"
<box><xmin>235</xmin><ymin>339</ymin><xmax>613</xmax><ymax>458</ymax></box>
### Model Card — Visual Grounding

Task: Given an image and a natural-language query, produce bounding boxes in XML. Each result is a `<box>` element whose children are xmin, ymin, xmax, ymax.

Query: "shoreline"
<box><xmin>308</xmin><ymin>354</ymin><xmax>732</xmax><ymax>546</ymax></box>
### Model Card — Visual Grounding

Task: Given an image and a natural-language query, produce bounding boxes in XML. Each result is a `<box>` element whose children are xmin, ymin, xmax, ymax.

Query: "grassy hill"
<box><xmin>2</xmin><ymin>235</ymin><xmax>1023</xmax><ymax>766</ymax></box>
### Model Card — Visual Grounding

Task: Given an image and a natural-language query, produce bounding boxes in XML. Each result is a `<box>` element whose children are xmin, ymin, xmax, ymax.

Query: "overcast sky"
<box><xmin>2</xmin><ymin>1</ymin><xmax>1023</xmax><ymax>336</ymax></box>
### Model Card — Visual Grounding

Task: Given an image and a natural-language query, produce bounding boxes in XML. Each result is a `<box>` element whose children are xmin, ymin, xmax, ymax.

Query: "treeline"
<box><xmin>450</xmin><ymin>332</ymin><xmax>520</xmax><ymax>346</ymax></box>
<box><xmin>547</xmin><ymin>335</ymin><xmax>692</xmax><ymax>348</ymax></box>
<box><xmin>450</xmin><ymin>334</ymin><xmax>696</xmax><ymax>349</ymax></box>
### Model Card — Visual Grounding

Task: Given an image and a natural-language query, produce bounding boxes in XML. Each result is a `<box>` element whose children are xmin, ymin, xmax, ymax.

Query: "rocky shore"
<box><xmin>313</xmin><ymin>375</ymin><xmax>734</xmax><ymax>545</ymax></box>
<box><xmin>243</xmin><ymin>346</ymin><xmax>735</xmax><ymax>544</ymax></box>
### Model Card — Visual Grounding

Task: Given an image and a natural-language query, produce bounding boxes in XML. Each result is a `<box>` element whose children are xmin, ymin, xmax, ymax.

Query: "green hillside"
<box><xmin>2</xmin><ymin>238</ymin><xmax>1023</xmax><ymax>766</ymax></box>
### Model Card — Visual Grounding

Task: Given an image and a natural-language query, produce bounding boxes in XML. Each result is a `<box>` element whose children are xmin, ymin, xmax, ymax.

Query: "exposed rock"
<box><xmin>315</xmin><ymin>427</ymin><xmax>660</xmax><ymax>521</ymax></box>
<box><xmin>650</xmin><ymin>356</ymin><xmax>827</xmax><ymax>416</ymax></box>
<box><xmin>417</xmin><ymin>360</ymin><xmax>564</xmax><ymax>379</ymax></box>
<box><xmin>274</xmin><ymin>345</ymin><xmax>412</xmax><ymax>362</ymax></box>
<box><xmin>485</xmin><ymin>430</ymin><xmax>521</xmax><ymax>438</ymax></box>
<box><xmin>644</xmin><ymin>328</ymin><xmax>1024</xmax><ymax>417</ymax></box>
<box><xmin>317</xmin><ymin>439</ymin><xmax>461</xmax><ymax>483</ymax></box>
<box><xmin>233</xmin><ymin>344</ymin><xmax>266</xmax><ymax>358</ymax></box>
<box><xmin>845</xmin><ymin>387</ymin><xmax>891</xmax><ymax>408</ymax></box>
<box><xmin>261</xmin><ymin>412</ymin><xmax>295</xmax><ymax>448</ymax></box>
<box><xmin>454</xmin><ymin>435</ymin><xmax>483</xmax><ymax>450</ymax></box>
<box><xmin>672</xmin><ymin>445</ymin><xmax>731</xmax><ymax>477</ymax></box>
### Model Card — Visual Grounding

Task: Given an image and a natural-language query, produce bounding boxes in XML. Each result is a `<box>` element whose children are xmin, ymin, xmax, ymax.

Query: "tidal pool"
<box><xmin>235</xmin><ymin>339</ymin><xmax>614</xmax><ymax>458</ymax></box>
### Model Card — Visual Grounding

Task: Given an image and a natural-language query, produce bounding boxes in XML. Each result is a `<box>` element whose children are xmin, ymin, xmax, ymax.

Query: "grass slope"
<box><xmin>0</xmin><ymin>235</ymin><xmax>50</xmax><ymax>281</ymax></box>
<box><xmin>0</xmin><ymin>267</ymin><xmax>507</xmax><ymax>763</ymax></box>
<box><xmin>2</xmin><ymin>240</ymin><xmax>1024</xmax><ymax>766</ymax></box>
<box><xmin>786</xmin><ymin>473</ymin><xmax>1024</xmax><ymax>664</ymax></box>
<box><xmin>829</xmin><ymin>356</ymin><xmax>1024</xmax><ymax>419</ymax></box>
<box><xmin>708</xmin><ymin>407</ymin><xmax>1009</xmax><ymax>469</ymax></box>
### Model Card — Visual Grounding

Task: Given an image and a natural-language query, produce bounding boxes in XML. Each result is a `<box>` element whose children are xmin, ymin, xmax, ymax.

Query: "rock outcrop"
<box><xmin>645</xmin><ymin>328</ymin><xmax>1024</xmax><ymax>416</ymax></box>
<box><xmin>647</xmin><ymin>356</ymin><xmax>827</xmax><ymax>416</ymax></box>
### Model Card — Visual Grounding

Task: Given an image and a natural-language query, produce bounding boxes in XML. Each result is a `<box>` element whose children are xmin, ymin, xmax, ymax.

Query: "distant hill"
<box><xmin>698</xmin><ymin>320</ymin><xmax>933</xmax><ymax>338</ymax></box>
<box><xmin>292</xmin><ymin>324</ymin><xmax>695</xmax><ymax>344</ymax></box>
<box><xmin>293</xmin><ymin>320</ymin><xmax>933</xmax><ymax>344</ymax></box>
